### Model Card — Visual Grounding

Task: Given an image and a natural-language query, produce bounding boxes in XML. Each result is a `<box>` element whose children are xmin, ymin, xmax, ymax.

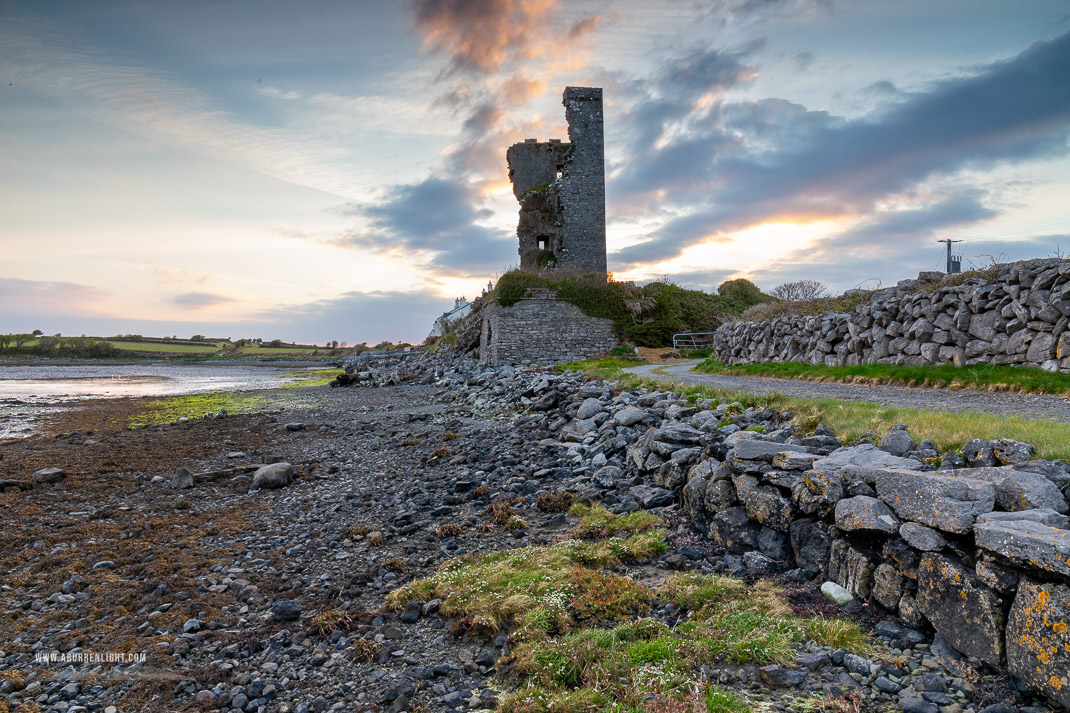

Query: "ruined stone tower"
<box><xmin>506</xmin><ymin>87</ymin><xmax>607</xmax><ymax>276</ymax></box>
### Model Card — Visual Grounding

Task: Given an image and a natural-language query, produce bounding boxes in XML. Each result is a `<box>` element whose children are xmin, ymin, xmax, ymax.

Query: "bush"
<box><xmin>33</xmin><ymin>336</ymin><xmax>119</xmax><ymax>358</ymax></box>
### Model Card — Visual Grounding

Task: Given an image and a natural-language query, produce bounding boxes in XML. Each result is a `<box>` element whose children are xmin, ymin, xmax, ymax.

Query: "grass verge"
<box><xmin>695</xmin><ymin>359</ymin><xmax>1070</xmax><ymax>397</ymax></box>
<box><xmin>558</xmin><ymin>359</ymin><xmax>1070</xmax><ymax>460</ymax></box>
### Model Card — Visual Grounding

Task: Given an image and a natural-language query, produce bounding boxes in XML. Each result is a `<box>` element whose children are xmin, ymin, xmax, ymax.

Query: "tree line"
<box><xmin>0</xmin><ymin>333</ymin><xmax>119</xmax><ymax>358</ymax></box>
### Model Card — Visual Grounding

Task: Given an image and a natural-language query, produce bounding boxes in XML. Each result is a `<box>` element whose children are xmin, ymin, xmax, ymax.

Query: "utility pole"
<box><xmin>938</xmin><ymin>239</ymin><xmax>963</xmax><ymax>274</ymax></box>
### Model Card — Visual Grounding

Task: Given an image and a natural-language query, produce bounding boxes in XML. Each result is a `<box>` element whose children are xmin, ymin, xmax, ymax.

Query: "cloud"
<box><xmin>337</xmin><ymin>177</ymin><xmax>515</xmax><ymax>274</ymax></box>
<box><xmin>610</xmin><ymin>31</ymin><xmax>1070</xmax><ymax>269</ymax></box>
<box><xmin>169</xmin><ymin>292</ymin><xmax>235</xmax><ymax>309</ymax></box>
<box><xmin>0</xmin><ymin>278</ymin><xmax>112</xmax><ymax>328</ymax></box>
<box><xmin>792</xmin><ymin>51</ymin><xmax>814</xmax><ymax>71</ymax></box>
<box><xmin>408</xmin><ymin>0</ymin><xmax>559</xmax><ymax>75</ymax></box>
<box><xmin>255</xmin><ymin>289</ymin><xmax>456</xmax><ymax>344</ymax></box>
<box><xmin>0</xmin><ymin>8</ymin><xmax>360</xmax><ymax>199</ymax></box>
<box><xmin>698</xmin><ymin>0</ymin><xmax>833</xmax><ymax>27</ymax></box>
<box><xmin>568</xmin><ymin>16</ymin><xmax>600</xmax><ymax>39</ymax></box>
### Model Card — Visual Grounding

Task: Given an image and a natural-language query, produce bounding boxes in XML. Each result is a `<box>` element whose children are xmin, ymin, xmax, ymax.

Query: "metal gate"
<box><xmin>672</xmin><ymin>332</ymin><xmax>717</xmax><ymax>356</ymax></box>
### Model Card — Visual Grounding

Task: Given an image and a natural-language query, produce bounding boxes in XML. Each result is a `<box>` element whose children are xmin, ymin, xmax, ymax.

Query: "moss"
<box><xmin>133</xmin><ymin>391</ymin><xmax>269</xmax><ymax>426</ymax></box>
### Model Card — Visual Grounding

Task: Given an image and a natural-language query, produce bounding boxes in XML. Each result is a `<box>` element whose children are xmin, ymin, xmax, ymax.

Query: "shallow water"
<box><xmin>0</xmin><ymin>363</ymin><xmax>305</xmax><ymax>438</ymax></box>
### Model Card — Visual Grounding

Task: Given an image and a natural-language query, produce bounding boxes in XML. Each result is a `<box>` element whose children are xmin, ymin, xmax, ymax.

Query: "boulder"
<box><xmin>272</xmin><ymin>599</ymin><xmax>302</xmax><ymax>622</ymax></box>
<box><xmin>790</xmin><ymin>519</ymin><xmax>831</xmax><ymax>572</ymax></box>
<box><xmin>995</xmin><ymin>470</ymin><xmax>1068</xmax><ymax>514</ymax></box>
<box><xmin>733</xmin><ymin>439</ymin><xmax>810</xmax><ymax>463</ymax></box>
<box><xmin>32</xmin><ymin>467</ymin><xmax>66</xmax><ymax>484</ymax></box>
<box><xmin>828</xmin><ymin>540</ymin><xmax>878</xmax><ymax>599</ymax></box>
<box><xmin>834</xmin><ymin>495</ymin><xmax>900</xmax><ymax>534</ymax></box>
<box><xmin>1006</xmin><ymin>578</ymin><xmax>1070</xmax><ymax>708</ymax></box>
<box><xmin>974</xmin><ymin>554</ymin><xmax>1021</xmax><ymax>595</ymax></box>
<box><xmin>976</xmin><ymin>508</ymin><xmax>1069</xmax><ymax>528</ymax></box>
<box><xmin>879</xmin><ymin>428</ymin><xmax>915</xmax><ymax>457</ymax></box>
<box><xmin>682</xmin><ymin>475</ymin><xmax>709</xmax><ymax>531</ymax></box>
<box><xmin>791</xmin><ymin>470</ymin><xmax>844</xmax><ymax>516</ymax></box>
<box><xmin>758</xmin><ymin>526</ymin><xmax>792</xmax><ymax>562</ymax></box>
<box><xmin>898</xmin><ymin>523</ymin><xmax>946</xmax><ymax>551</ymax></box>
<box><xmin>734</xmin><ymin>474</ymin><xmax>794</xmax><ymax>532</ymax></box>
<box><xmin>772</xmin><ymin>451</ymin><xmax>822</xmax><ymax>471</ymax></box>
<box><xmin>591</xmin><ymin>465</ymin><xmax>624</xmax><ymax>489</ymax></box>
<box><xmin>704</xmin><ymin>478</ymin><xmax>737</xmax><ymax>512</ymax></box>
<box><xmin>171</xmin><ymin>467</ymin><xmax>194</xmax><ymax>490</ymax></box>
<box><xmin>820</xmin><ymin>581</ymin><xmax>853</xmax><ymax>605</ymax></box>
<box><xmin>653</xmin><ymin>423</ymin><xmax>705</xmax><ymax>445</ymax></box>
<box><xmin>973</xmin><ymin>519</ymin><xmax>1070</xmax><ymax>577</ymax></box>
<box><xmin>253</xmin><ymin>462</ymin><xmax>295</xmax><ymax>490</ymax></box>
<box><xmin>916</xmin><ymin>553</ymin><xmax>1005</xmax><ymax>665</ymax></box>
<box><xmin>871</xmin><ymin>563</ymin><xmax>903</xmax><ymax>611</ymax></box>
<box><xmin>874</xmin><ymin>468</ymin><xmax>995</xmax><ymax>534</ymax></box>
<box><xmin>575</xmin><ymin>398</ymin><xmax>604</xmax><ymax>420</ymax></box>
<box><xmin>612</xmin><ymin>406</ymin><xmax>647</xmax><ymax>426</ymax></box>
<box><xmin>708</xmin><ymin>506</ymin><xmax>759</xmax><ymax>554</ymax></box>
<box><xmin>628</xmin><ymin>485</ymin><xmax>674</xmax><ymax>509</ymax></box>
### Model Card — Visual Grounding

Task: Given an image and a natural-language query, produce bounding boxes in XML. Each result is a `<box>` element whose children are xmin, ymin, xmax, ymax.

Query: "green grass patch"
<box><xmin>498</xmin><ymin>573</ymin><xmax>869</xmax><ymax>712</ymax></box>
<box><xmin>133</xmin><ymin>391</ymin><xmax>270</xmax><ymax>426</ymax></box>
<box><xmin>696</xmin><ymin>359</ymin><xmax>1070</xmax><ymax>396</ymax></box>
<box><xmin>704</xmin><ymin>686</ymin><xmax>750</xmax><ymax>713</ymax></box>
<box><xmin>569</xmin><ymin>502</ymin><xmax>663</xmax><ymax>539</ymax></box>
<box><xmin>558</xmin><ymin>359</ymin><xmax>1070</xmax><ymax>460</ymax></box>
<box><xmin>386</xmin><ymin>533</ymin><xmax>667</xmax><ymax>634</ymax></box>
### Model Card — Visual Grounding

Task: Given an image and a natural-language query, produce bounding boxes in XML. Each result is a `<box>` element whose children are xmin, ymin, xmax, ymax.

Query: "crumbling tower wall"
<box><xmin>557</xmin><ymin>87</ymin><xmax>607</xmax><ymax>276</ymax></box>
<box><xmin>506</xmin><ymin>86</ymin><xmax>607</xmax><ymax>276</ymax></box>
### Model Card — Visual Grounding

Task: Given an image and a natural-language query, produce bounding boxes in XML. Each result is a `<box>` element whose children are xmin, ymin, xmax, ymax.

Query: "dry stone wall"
<box><xmin>619</xmin><ymin>401</ymin><xmax>1070</xmax><ymax>705</ymax></box>
<box><xmin>714</xmin><ymin>259</ymin><xmax>1070</xmax><ymax>371</ymax></box>
<box><xmin>479</xmin><ymin>289</ymin><xmax>617</xmax><ymax>367</ymax></box>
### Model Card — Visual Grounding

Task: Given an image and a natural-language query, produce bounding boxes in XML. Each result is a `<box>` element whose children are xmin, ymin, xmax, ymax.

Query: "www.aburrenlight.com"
<box><xmin>34</xmin><ymin>651</ymin><xmax>147</xmax><ymax>665</ymax></box>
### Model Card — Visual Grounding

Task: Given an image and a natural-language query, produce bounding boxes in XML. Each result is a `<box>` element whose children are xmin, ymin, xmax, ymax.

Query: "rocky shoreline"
<box><xmin>1</xmin><ymin>354</ymin><xmax>1068</xmax><ymax>713</ymax></box>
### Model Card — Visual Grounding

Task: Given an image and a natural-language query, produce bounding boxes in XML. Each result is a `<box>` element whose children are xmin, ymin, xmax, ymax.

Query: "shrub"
<box><xmin>536</xmin><ymin>490</ymin><xmax>575</xmax><ymax>512</ymax></box>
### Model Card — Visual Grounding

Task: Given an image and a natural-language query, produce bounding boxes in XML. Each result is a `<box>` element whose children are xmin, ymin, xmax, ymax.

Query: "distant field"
<box><xmin>106</xmin><ymin>340</ymin><xmax>224</xmax><ymax>354</ymax></box>
<box><xmin>104</xmin><ymin>341</ymin><xmax>341</xmax><ymax>357</ymax></box>
<box><xmin>236</xmin><ymin>345</ymin><xmax>323</xmax><ymax>355</ymax></box>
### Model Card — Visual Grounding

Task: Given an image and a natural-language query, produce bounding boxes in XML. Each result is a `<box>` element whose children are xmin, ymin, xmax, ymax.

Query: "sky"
<box><xmin>2</xmin><ymin>0</ymin><xmax>1069</xmax><ymax>345</ymax></box>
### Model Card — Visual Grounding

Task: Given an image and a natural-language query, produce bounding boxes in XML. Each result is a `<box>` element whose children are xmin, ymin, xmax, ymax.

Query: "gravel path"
<box><xmin>625</xmin><ymin>361</ymin><xmax>1070</xmax><ymax>422</ymax></box>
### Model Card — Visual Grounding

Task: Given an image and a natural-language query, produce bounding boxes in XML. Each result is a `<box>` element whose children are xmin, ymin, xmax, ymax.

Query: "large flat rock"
<box><xmin>917</xmin><ymin>553</ymin><xmax>1006</xmax><ymax>666</ymax></box>
<box><xmin>875</xmin><ymin>468</ymin><xmax>995</xmax><ymax>534</ymax></box>
<box><xmin>1007</xmin><ymin>578</ymin><xmax>1070</xmax><ymax>708</ymax></box>
<box><xmin>812</xmin><ymin>444</ymin><xmax>921</xmax><ymax>484</ymax></box>
<box><xmin>834</xmin><ymin>495</ymin><xmax>900</xmax><ymax>534</ymax></box>
<box><xmin>732</xmin><ymin>439</ymin><xmax>810</xmax><ymax>462</ymax></box>
<box><xmin>974</xmin><ymin>519</ymin><xmax>1070</xmax><ymax>578</ymax></box>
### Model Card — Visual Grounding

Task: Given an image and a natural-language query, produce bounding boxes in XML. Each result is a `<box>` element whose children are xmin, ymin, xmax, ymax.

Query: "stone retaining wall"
<box><xmin>713</xmin><ymin>259</ymin><xmax>1070</xmax><ymax>370</ymax></box>
<box><xmin>479</xmin><ymin>290</ymin><xmax>617</xmax><ymax>366</ymax></box>
<box><xmin>641</xmin><ymin>424</ymin><xmax>1070</xmax><ymax>706</ymax></box>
